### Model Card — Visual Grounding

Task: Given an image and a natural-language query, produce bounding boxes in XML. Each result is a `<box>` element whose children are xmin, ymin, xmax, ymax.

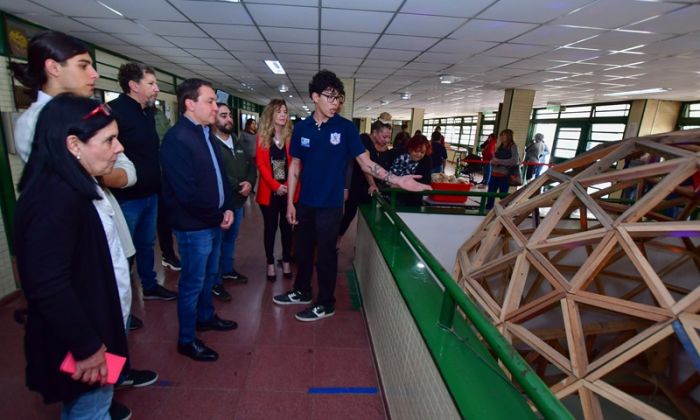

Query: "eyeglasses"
<box><xmin>320</xmin><ymin>92</ymin><xmax>345</xmax><ymax>104</ymax></box>
<box><xmin>81</xmin><ymin>103</ymin><xmax>112</xmax><ymax>121</ymax></box>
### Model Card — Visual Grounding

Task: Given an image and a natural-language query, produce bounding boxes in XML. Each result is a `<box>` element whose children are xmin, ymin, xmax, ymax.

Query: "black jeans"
<box><xmin>339</xmin><ymin>190</ymin><xmax>372</xmax><ymax>237</ymax></box>
<box><xmin>293</xmin><ymin>203</ymin><xmax>343</xmax><ymax>308</ymax></box>
<box><xmin>259</xmin><ymin>195</ymin><xmax>292</xmax><ymax>264</ymax></box>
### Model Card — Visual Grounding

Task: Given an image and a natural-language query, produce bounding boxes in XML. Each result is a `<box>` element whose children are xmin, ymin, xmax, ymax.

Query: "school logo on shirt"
<box><xmin>301</xmin><ymin>137</ymin><xmax>311</xmax><ymax>147</ymax></box>
<box><xmin>330</xmin><ymin>132</ymin><xmax>341</xmax><ymax>145</ymax></box>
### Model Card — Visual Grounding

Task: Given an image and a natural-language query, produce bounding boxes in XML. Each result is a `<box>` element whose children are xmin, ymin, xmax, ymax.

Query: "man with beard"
<box><xmin>106</xmin><ymin>62</ymin><xmax>177</xmax><ymax>302</ymax></box>
<box><xmin>210</xmin><ymin>103</ymin><xmax>257</xmax><ymax>301</ymax></box>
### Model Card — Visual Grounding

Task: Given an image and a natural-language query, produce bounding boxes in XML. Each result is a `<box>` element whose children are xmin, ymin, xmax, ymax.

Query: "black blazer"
<box><xmin>14</xmin><ymin>172</ymin><xmax>128</xmax><ymax>404</ymax></box>
<box><xmin>160</xmin><ymin>116</ymin><xmax>234</xmax><ymax>231</ymax></box>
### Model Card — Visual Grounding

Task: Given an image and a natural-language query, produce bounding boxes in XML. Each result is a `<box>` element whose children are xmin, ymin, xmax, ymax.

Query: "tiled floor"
<box><xmin>2</xmin><ymin>199</ymin><xmax>387</xmax><ymax>419</ymax></box>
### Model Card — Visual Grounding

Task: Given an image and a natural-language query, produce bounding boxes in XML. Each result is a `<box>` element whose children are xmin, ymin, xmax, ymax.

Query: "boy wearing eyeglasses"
<box><xmin>273</xmin><ymin>69</ymin><xmax>429</xmax><ymax>322</ymax></box>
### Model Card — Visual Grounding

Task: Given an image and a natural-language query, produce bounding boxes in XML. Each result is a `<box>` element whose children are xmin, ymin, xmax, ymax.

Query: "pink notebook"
<box><xmin>60</xmin><ymin>352</ymin><xmax>126</xmax><ymax>385</ymax></box>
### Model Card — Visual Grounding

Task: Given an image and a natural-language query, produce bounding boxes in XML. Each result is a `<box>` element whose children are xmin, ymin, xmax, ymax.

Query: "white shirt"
<box><xmin>14</xmin><ymin>91</ymin><xmax>52</xmax><ymax>162</ymax></box>
<box><xmin>93</xmin><ymin>186</ymin><xmax>132</xmax><ymax>328</ymax></box>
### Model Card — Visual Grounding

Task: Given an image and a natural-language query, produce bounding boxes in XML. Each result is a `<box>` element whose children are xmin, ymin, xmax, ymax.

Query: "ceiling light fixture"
<box><xmin>264</xmin><ymin>60</ymin><xmax>285</xmax><ymax>75</ymax></box>
<box><xmin>439</xmin><ymin>75</ymin><xmax>456</xmax><ymax>84</ymax></box>
<box><xmin>97</xmin><ymin>1</ymin><xmax>123</xmax><ymax>16</ymax></box>
<box><xmin>604</xmin><ymin>87</ymin><xmax>671</xmax><ymax>97</ymax></box>
<box><xmin>279</xmin><ymin>84</ymin><xmax>288</xmax><ymax>93</ymax></box>
<box><xmin>400</xmin><ymin>92</ymin><xmax>411</xmax><ymax>100</ymax></box>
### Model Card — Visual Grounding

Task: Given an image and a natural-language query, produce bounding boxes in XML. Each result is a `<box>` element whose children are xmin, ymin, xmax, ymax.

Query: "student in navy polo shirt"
<box><xmin>273</xmin><ymin>70</ymin><xmax>429</xmax><ymax>322</ymax></box>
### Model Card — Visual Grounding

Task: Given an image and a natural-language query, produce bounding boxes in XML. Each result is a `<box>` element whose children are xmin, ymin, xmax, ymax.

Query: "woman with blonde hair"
<box><xmin>256</xmin><ymin>99</ymin><xmax>298</xmax><ymax>281</ymax></box>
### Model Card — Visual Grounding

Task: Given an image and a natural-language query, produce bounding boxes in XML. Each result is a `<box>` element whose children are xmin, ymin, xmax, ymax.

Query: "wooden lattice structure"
<box><xmin>454</xmin><ymin>130</ymin><xmax>700</xmax><ymax>419</ymax></box>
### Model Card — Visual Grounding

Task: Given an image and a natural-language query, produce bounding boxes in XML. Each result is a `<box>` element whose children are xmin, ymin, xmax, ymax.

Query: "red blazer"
<box><xmin>255</xmin><ymin>136</ymin><xmax>300</xmax><ymax>206</ymax></box>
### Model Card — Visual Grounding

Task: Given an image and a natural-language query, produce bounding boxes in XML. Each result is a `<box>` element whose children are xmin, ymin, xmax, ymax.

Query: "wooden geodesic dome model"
<box><xmin>454</xmin><ymin>130</ymin><xmax>700</xmax><ymax>419</ymax></box>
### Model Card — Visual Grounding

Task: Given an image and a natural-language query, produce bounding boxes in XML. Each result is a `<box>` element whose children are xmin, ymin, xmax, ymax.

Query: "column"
<box><xmin>410</xmin><ymin>107</ymin><xmax>424</xmax><ymax>136</ymax></box>
<box><xmin>340</xmin><ymin>78</ymin><xmax>355</xmax><ymax>120</ymax></box>
<box><xmin>497</xmin><ymin>89</ymin><xmax>535</xmax><ymax>155</ymax></box>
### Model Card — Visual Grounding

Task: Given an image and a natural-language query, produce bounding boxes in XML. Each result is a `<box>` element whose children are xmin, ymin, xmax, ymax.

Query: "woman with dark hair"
<box><xmin>15</xmin><ymin>94</ymin><xmax>129</xmax><ymax>419</ymax></box>
<box><xmin>256</xmin><ymin>99</ymin><xmax>298</xmax><ymax>281</ymax></box>
<box><xmin>485</xmin><ymin>129</ymin><xmax>520</xmax><ymax>209</ymax></box>
<box><xmin>240</xmin><ymin>117</ymin><xmax>258</xmax><ymax>158</ymax></box>
<box><xmin>430</xmin><ymin>130</ymin><xmax>448</xmax><ymax>173</ymax></box>
<box><xmin>338</xmin><ymin>119</ymin><xmax>395</xmax><ymax>244</ymax></box>
<box><xmin>390</xmin><ymin>134</ymin><xmax>432</xmax><ymax>206</ymax></box>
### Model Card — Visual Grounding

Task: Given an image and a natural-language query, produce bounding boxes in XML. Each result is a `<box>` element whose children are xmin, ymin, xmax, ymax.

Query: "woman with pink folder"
<box><xmin>14</xmin><ymin>94</ymin><xmax>129</xmax><ymax>419</ymax></box>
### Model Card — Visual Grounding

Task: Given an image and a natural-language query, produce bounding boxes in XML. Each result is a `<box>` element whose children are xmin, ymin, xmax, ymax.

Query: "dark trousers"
<box><xmin>293</xmin><ymin>203</ymin><xmax>343</xmax><ymax>308</ymax></box>
<box><xmin>157</xmin><ymin>192</ymin><xmax>177</xmax><ymax>259</ymax></box>
<box><xmin>259</xmin><ymin>195</ymin><xmax>292</xmax><ymax>264</ymax></box>
<box><xmin>486</xmin><ymin>175</ymin><xmax>510</xmax><ymax>209</ymax></box>
<box><xmin>339</xmin><ymin>190</ymin><xmax>371</xmax><ymax>237</ymax></box>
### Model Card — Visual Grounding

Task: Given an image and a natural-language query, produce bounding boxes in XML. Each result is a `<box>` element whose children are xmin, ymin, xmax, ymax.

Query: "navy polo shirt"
<box><xmin>290</xmin><ymin>114</ymin><xmax>365</xmax><ymax>208</ymax></box>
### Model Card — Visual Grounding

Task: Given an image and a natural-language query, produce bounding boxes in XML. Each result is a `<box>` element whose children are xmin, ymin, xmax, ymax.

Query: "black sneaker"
<box><xmin>273</xmin><ymin>290</ymin><xmax>312</xmax><ymax>305</ymax></box>
<box><xmin>143</xmin><ymin>285</ymin><xmax>177</xmax><ymax>301</ymax></box>
<box><xmin>295</xmin><ymin>304</ymin><xmax>335</xmax><ymax>322</ymax></box>
<box><xmin>116</xmin><ymin>369</ymin><xmax>158</xmax><ymax>389</ymax></box>
<box><xmin>212</xmin><ymin>284</ymin><xmax>231</xmax><ymax>302</ymax></box>
<box><xmin>109</xmin><ymin>401</ymin><xmax>132</xmax><ymax>420</ymax></box>
<box><xmin>222</xmin><ymin>270</ymin><xmax>248</xmax><ymax>284</ymax></box>
<box><xmin>127</xmin><ymin>315</ymin><xmax>143</xmax><ymax>331</ymax></box>
<box><xmin>162</xmin><ymin>255</ymin><xmax>181</xmax><ymax>271</ymax></box>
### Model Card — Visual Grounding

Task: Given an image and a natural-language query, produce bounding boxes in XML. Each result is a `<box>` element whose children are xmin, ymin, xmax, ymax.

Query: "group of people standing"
<box><xmin>10</xmin><ymin>30</ymin><xmax>428</xmax><ymax>419</ymax></box>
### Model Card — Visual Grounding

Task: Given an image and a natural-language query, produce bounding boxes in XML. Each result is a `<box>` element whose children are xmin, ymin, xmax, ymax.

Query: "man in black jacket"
<box><xmin>160</xmin><ymin>79</ymin><xmax>237</xmax><ymax>362</ymax></box>
<box><xmin>107</xmin><ymin>62</ymin><xmax>177</xmax><ymax>302</ymax></box>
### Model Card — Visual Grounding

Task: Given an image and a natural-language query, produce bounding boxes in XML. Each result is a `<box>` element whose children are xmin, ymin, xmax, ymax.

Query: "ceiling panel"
<box><xmin>0</xmin><ymin>0</ymin><xmax>53</xmax><ymax>14</ymax></box>
<box><xmin>451</xmin><ymin>20</ymin><xmax>537</xmax><ymax>42</ymax></box>
<box><xmin>479</xmin><ymin>0</ymin><xmax>593</xmax><ymax>24</ymax></box>
<box><xmin>259</xmin><ymin>27</ymin><xmax>316</xmax><ymax>44</ymax></box>
<box><xmin>164</xmin><ymin>36</ymin><xmax>220</xmax><ymax>49</ymax></box>
<box><xmin>185</xmin><ymin>49</ymin><xmax>233</xmax><ymax>59</ymax></box>
<box><xmin>219</xmin><ymin>39</ymin><xmax>272</xmax><ymax>53</ymax></box>
<box><xmin>386</xmin><ymin>14</ymin><xmax>466</xmax><ymax>37</ymax></box>
<box><xmin>103</xmin><ymin>0</ymin><xmax>186</xmax><ymax>21</ymax></box>
<box><xmin>483</xmin><ymin>43</ymin><xmax>553</xmax><ymax>59</ymax></box>
<box><xmin>247</xmin><ymin>4</ymin><xmax>318</xmax><ymax>29</ymax></box>
<box><xmin>626</xmin><ymin>5</ymin><xmax>700</xmax><ymax>35</ymax></box>
<box><xmin>375</xmin><ymin>35</ymin><xmax>438</xmax><ymax>51</ymax></box>
<box><xmin>366</xmin><ymin>48</ymin><xmax>420</xmax><ymax>61</ymax></box>
<box><xmin>322</xmin><ymin>9</ymin><xmax>393</xmax><ymax>32</ymax></box>
<box><xmin>571</xmin><ymin>31</ymin><xmax>672</xmax><ymax>51</ymax></box>
<box><xmin>168</xmin><ymin>0</ymin><xmax>252</xmax><ymax>25</ymax></box>
<box><xmin>320</xmin><ymin>45</ymin><xmax>369</xmax><ymax>58</ymax></box>
<box><xmin>137</xmin><ymin>20</ymin><xmax>207</xmax><ymax>37</ymax></box>
<box><xmin>269</xmin><ymin>41</ymin><xmax>317</xmax><ymax>56</ymax></box>
<box><xmin>639</xmin><ymin>33</ymin><xmax>700</xmax><ymax>56</ymax></box>
<box><xmin>553</xmin><ymin>0</ymin><xmax>683</xmax><ymax>29</ymax></box>
<box><xmin>512</xmin><ymin>25</ymin><xmax>603</xmax><ymax>47</ymax></box>
<box><xmin>199</xmin><ymin>24</ymin><xmax>263</xmax><ymax>41</ymax></box>
<box><xmin>321</xmin><ymin>0</ymin><xmax>403</xmax><ymax>11</ymax></box>
<box><xmin>429</xmin><ymin>39</ymin><xmax>497</xmax><ymax>56</ymax></box>
<box><xmin>400</xmin><ymin>0</ymin><xmax>493</xmax><ymax>18</ymax></box>
<box><xmin>322</xmin><ymin>31</ymin><xmax>379</xmax><ymax>47</ymax></box>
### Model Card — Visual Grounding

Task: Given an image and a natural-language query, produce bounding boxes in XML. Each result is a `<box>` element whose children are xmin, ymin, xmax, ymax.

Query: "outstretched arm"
<box><xmin>355</xmin><ymin>151</ymin><xmax>430</xmax><ymax>192</ymax></box>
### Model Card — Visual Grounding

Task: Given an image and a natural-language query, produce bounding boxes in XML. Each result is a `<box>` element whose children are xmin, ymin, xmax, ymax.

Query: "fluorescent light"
<box><xmin>278</xmin><ymin>84</ymin><xmax>288</xmax><ymax>93</ymax></box>
<box><xmin>440</xmin><ymin>75</ymin><xmax>457</xmax><ymax>84</ymax></box>
<box><xmin>604</xmin><ymin>87</ymin><xmax>670</xmax><ymax>97</ymax></box>
<box><xmin>97</xmin><ymin>1</ymin><xmax>123</xmax><ymax>16</ymax></box>
<box><xmin>264</xmin><ymin>60</ymin><xmax>285</xmax><ymax>75</ymax></box>
<box><xmin>400</xmin><ymin>92</ymin><xmax>411</xmax><ymax>100</ymax></box>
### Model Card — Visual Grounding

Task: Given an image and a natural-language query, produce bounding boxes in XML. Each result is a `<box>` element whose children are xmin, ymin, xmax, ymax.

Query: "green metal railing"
<box><xmin>370</xmin><ymin>192</ymin><xmax>572</xmax><ymax>419</ymax></box>
<box><xmin>382</xmin><ymin>187</ymin><xmax>507</xmax><ymax>215</ymax></box>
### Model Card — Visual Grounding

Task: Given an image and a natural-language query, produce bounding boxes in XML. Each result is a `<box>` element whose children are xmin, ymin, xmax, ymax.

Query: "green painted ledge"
<box><xmin>358</xmin><ymin>203</ymin><xmax>541</xmax><ymax>420</ymax></box>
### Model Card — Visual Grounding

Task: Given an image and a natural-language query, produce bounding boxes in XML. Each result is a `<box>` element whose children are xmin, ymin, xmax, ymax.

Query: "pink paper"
<box><xmin>60</xmin><ymin>351</ymin><xmax>126</xmax><ymax>385</ymax></box>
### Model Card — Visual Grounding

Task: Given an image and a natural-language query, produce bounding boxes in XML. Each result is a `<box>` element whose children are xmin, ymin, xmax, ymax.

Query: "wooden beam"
<box><xmin>579</xmin><ymin>387</ymin><xmax>604</xmax><ymax>420</ymax></box>
<box><xmin>561</xmin><ymin>298</ymin><xmax>588</xmax><ymax>377</ymax></box>
<box><xmin>571</xmin><ymin>290</ymin><xmax>672</xmax><ymax>322</ymax></box>
<box><xmin>587</xmin><ymin>322</ymin><xmax>674</xmax><ymax>381</ymax></box>
<box><xmin>586</xmin><ymin>380</ymin><xmax>674</xmax><ymax>420</ymax></box>
<box><xmin>506</xmin><ymin>322</ymin><xmax>572</xmax><ymax>375</ymax></box>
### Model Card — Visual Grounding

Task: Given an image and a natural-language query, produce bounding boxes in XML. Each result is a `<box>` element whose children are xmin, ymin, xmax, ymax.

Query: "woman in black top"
<box><xmin>15</xmin><ymin>94</ymin><xmax>129</xmax><ymax>417</ymax></box>
<box><xmin>338</xmin><ymin>120</ymin><xmax>395</xmax><ymax>243</ymax></box>
<box><xmin>390</xmin><ymin>134</ymin><xmax>432</xmax><ymax>206</ymax></box>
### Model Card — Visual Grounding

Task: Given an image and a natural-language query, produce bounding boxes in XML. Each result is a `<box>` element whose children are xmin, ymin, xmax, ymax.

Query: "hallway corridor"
<box><xmin>0</xmin><ymin>198</ymin><xmax>387</xmax><ymax>420</ymax></box>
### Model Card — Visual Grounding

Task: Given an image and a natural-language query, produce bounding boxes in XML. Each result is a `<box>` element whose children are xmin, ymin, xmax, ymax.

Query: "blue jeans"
<box><xmin>174</xmin><ymin>227</ymin><xmax>222</xmax><ymax>344</ymax></box>
<box><xmin>119</xmin><ymin>194</ymin><xmax>158</xmax><ymax>291</ymax></box>
<box><xmin>486</xmin><ymin>175</ymin><xmax>510</xmax><ymax>209</ymax></box>
<box><xmin>482</xmin><ymin>163</ymin><xmax>492</xmax><ymax>185</ymax></box>
<box><xmin>60</xmin><ymin>385</ymin><xmax>113</xmax><ymax>420</ymax></box>
<box><xmin>217</xmin><ymin>206</ymin><xmax>244</xmax><ymax>284</ymax></box>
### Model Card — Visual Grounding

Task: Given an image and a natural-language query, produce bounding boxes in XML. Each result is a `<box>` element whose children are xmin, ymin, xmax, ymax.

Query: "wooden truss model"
<box><xmin>454</xmin><ymin>130</ymin><xmax>700</xmax><ymax>419</ymax></box>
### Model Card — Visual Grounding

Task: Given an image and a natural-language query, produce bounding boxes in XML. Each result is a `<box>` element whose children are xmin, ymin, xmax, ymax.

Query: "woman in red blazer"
<box><xmin>256</xmin><ymin>99</ymin><xmax>299</xmax><ymax>281</ymax></box>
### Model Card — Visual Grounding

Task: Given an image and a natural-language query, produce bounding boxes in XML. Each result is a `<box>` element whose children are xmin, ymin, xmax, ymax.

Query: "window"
<box><xmin>553</xmin><ymin>127</ymin><xmax>581</xmax><ymax>159</ymax></box>
<box><xmin>559</xmin><ymin>106</ymin><xmax>592</xmax><ymax>119</ymax></box>
<box><xmin>588</xmin><ymin>123</ymin><xmax>625</xmax><ymax>150</ymax></box>
<box><xmin>677</xmin><ymin>102</ymin><xmax>700</xmax><ymax>130</ymax></box>
<box><xmin>593</xmin><ymin>103</ymin><xmax>630</xmax><ymax>118</ymax></box>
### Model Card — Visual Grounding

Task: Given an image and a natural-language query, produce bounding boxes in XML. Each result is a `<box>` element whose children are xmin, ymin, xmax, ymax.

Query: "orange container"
<box><xmin>429</xmin><ymin>182</ymin><xmax>472</xmax><ymax>203</ymax></box>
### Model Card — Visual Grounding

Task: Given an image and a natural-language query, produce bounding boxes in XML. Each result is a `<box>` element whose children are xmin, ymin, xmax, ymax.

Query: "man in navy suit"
<box><xmin>160</xmin><ymin>79</ymin><xmax>237</xmax><ymax>362</ymax></box>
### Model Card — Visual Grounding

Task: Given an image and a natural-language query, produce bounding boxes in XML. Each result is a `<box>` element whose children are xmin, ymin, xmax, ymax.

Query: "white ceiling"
<box><xmin>2</xmin><ymin>0</ymin><xmax>700</xmax><ymax>119</ymax></box>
